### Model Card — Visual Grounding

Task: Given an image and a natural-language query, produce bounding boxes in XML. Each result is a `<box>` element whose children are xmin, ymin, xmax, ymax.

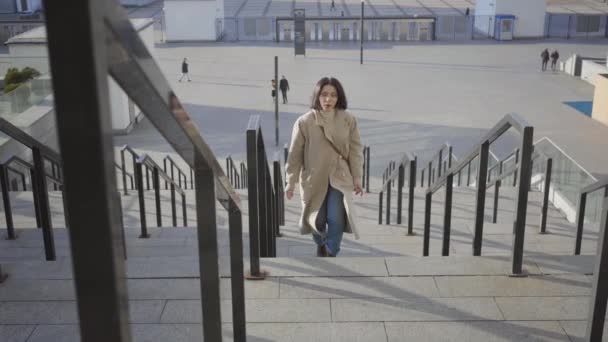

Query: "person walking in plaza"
<box><xmin>271</xmin><ymin>79</ymin><xmax>277</xmax><ymax>103</ymax></box>
<box><xmin>541</xmin><ymin>49</ymin><xmax>550</xmax><ymax>72</ymax></box>
<box><xmin>551</xmin><ymin>50</ymin><xmax>560</xmax><ymax>71</ymax></box>
<box><xmin>285</xmin><ymin>77</ymin><xmax>363</xmax><ymax>257</ymax></box>
<box><xmin>279</xmin><ymin>75</ymin><xmax>290</xmax><ymax>104</ymax></box>
<box><xmin>330</xmin><ymin>0</ymin><xmax>336</xmax><ymax>12</ymax></box>
<box><xmin>179</xmin><ymin>57</ymin><xmax>191</xmax><ymax>82</ymax></box>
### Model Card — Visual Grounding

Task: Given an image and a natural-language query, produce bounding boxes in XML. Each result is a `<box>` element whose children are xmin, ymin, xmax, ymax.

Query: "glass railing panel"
<box><xmin>534</xmin><ymin>138</ymin><xmax>600</xmax><ymax>223</ymax></box>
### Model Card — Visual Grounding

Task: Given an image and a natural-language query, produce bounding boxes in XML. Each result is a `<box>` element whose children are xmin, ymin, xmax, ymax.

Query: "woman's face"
<box><xmin>319</xmin><ymin>84</ymin><xmax>338</xmax><ymax>111</ymax></box>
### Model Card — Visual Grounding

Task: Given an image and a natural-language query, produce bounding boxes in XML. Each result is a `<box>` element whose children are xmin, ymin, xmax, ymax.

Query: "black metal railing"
<box><xmin>419</xmin><ymin>143</ymin><xmax>453</xmax><ymax>187</ymax></box>
<box><xmin>583</xmin><ymin>176</ymin><xmax>608</xmax><ymax>341</ymax></box>
<box><xmin>114</xmin><ymin>162</ymin><xmax>135</xmax><ymax>194</ymax></box>
<box><xmin>246</xmin><ymin>115</ymin><xmax>285</xmax><ymax>280</ymax></box>
<box><xmin>135</xmin><ymin>154</ymin><xmax>188</xmax><ymax>238</ymax></box>
<box><xmin>574</xmin><ymin>177</ymin><xmax>608</xmax><ymax>255</ymax></box>
<box><xmin>422</xmin><ymin>114</ymin><xmax>534</xmax><ymax>276</ymax></box>
<box><xmin>226</xmin><ymin>155</ymin><xmax>247</xmax><ymax>189</ymax></box>
<box><xmin>163</xmin><ymin>155</ymin><xmax>192</xmax><ymax>190</ymax></box>
<box><xmin>44</xmin><ymin>1</ymin><xmax>247</xmax><ymax>340</ymax></box>
<box><xmin>0</xmin><ymin>118</ymin><xmax>62</xmax><ymax>260</ymax></box>
<box><xmin>121</xmin><ymin>145</ymin><xmax>152</xmax><ymax>191</ymax></box>
<box><xmin>378</xmin><ymin>152</ymin><xmax>417</xmax><ymax>235</ymax></box>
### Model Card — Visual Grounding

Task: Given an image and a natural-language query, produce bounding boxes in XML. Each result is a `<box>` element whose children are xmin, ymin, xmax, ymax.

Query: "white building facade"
<box><xmin>164</xmin><ymin>0</ymin><xmax>224</xmax><ymax>41</ymax></box>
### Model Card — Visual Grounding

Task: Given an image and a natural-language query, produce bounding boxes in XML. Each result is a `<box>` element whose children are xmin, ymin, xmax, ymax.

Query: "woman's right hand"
<box><xmin>286</xmin><ymin>189</ymin><xmax>294</xmax><ymax>200</ymax></box>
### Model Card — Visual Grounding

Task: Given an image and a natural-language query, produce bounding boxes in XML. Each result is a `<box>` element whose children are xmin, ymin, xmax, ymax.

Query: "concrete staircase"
<box><xmin>0</xmin><ymin>181</ymin><xmax>602</xmax><ymax>341</ymax></box>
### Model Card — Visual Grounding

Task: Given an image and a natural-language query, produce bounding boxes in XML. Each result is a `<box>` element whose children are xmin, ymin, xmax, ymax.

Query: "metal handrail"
<box><xmin>134</xmin><ymin>154</ymin><xmax>188</xmax><ymax>235</ymax></box>
<box><xmin>114</xmin><ymin>162</ymin><xmax>134</xmax><ymax>191</ymax></box>
<box><xmin>246</xmin><ymin>115</ymin><xmax>282</xmax><ymax>270</ymax></box>
<box><xmin>0</xmin><ymin>117</ymin><xmax>62</xmax><ymax>258</ymax></box>
<box><xmin>100</xmin><ymin>4</ymin><xmax>245</xmax><ymax>340</ymax></box>
<box><xmin>418</xmin><ymin>142</ymin><xmax>451</xmax><ymax>186</ymax></box>
<box><xmin>163</xmin><ymin>155</ymin><xmax>189</xmax><ymax>189</ymax></box>
<box><xmin>422</xmin><ymin>113</ymin><xmax>534</xmax><ymax>276</ymax></box>
<box><xmin>138</xmin><ymin>155</ymin><xmax>186</xmax><ymax>196</ymax></box>
<box><xmin>226</xmin><ymin>155</ymin><xmax>243</xmax><ymax>189</ymax></box>
<box><xmin>0</xmin><ymin>118</ymin><xmax>61</xmax><ymax>163</ymax></box>
<box><xmin>378</xmin><ymin>151</ymin><xmax>417</xmax><ymax>234</ymax></box>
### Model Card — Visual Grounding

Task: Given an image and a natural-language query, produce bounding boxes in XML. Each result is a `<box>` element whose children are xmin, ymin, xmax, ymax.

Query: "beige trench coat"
<box><xmin>285</xmin><ymin>109</ymin><xmax>363</xmax><ymax>239</ymax></box>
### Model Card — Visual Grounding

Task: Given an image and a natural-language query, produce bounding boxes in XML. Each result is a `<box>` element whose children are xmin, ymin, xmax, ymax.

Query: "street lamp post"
<box><xmin>360</xmin><ymin>0</ymin><xmax>364</xmax><ymax>64</ymax></box>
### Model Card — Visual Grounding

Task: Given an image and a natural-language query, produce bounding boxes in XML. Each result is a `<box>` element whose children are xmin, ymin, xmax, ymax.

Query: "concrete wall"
<box><xmin>495</xmin><ymin>0</ymin><xmax>546</xmax><ymax>38</ymax></box>
<box><xmin>592</xmin><ymin>74</ymin><xmax>608</xmax><ymax>127</ymax></box>
<box><xmin>165</xmin><ymin>0</ymin><xmax>222</xmax><ymax>41</ymax></box>
<box><xmin>581</xmin><ymin>60</ymin><xmax>608</xmax><ymax>85</ymax></box>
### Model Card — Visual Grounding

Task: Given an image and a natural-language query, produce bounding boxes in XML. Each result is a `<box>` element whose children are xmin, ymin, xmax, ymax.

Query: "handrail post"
<box><xmin>145</xmin><ymin>166</ymin><xmax>150</xmax><ymax>190</ymax></box>
<box><xmin>30</xmin><ymin>168</ymin><xmax>41</xmax><ymax>228</ymax></box>
<box><xmin>153</xmin><ymin>167</ymin><xmax>162</xmax><ymax>227</ymax></box>
<box><xmin>420</xmin><ymin>169</ymin><xmax>425</xmax><ymax>187</ymax></box>
<box><xmin>273</xmin><ymin>160</ymin><xmax>283</xmax><ymax>236</ymax></box>
<box><xmin>408</xmin><ymin>159</ymin><xmax>416</xmax><ymax>235</ymax></box>
<box><xmin>397</xmin><ymin>164</ymin><xmax>404</xmax><ymax>224</ymax></box>
<box><xmin>246</xmin><ymin>126</ymin><xmax>265</xmax><ymax>279</ymax></box>
<box><xmin>386</xmin><ymin>177</ymin><xmax>392</xmax><ymax>225</ymax></box>
<box><xmin>33</xmin><ymin>147</ymin><xmax>55</xmax><ymax>260</ymax></box>
<box><xmin>164</xmin><ymin>158</ymin><xmax>169</xmax><ymax>190</ymax></box>
<box><xmin>493</xmin><ymin>180</ymin><xmax>501</xmax><ymax>223</ymax></box>
<box><xmin>584</xmin><ymin>198</ymin><xmax>608</xmax><ymax>342</ymax></box>
<box><xmin>171</xmin><ymin>183</ymin><xmax>177</xmax><ymax>227</ymax></box>
<box><xmin>513</xmin><ymin>148</ymin><xmax>520</xmax><ymax>186</ymax></box>
<box><xmin>378</xmin><ymin>191</ymin><xmax>383</xmax><ymax>224</ymax></box>
<box><xmin>366</xmin><ymin>146</ymin><xmax>370</xmax><ymax>193</ymax></box>
<box><xmin>448</xmin><ymin>146</ymin><xmax>453</xmax><ymax>168</ymax></box>
<box><xmin>182</xmin><ymin>193</ymin><xmax>187</xmax><ymax>226</ymax></box>
<box><xmin>265</xmin><ymin>165</ymin><xmax>276</xmax><ymax>257</ymax></box>
<box><xmin>473</xmin><ymin>142</ymin><xmax>489</xmax><ymax>256</ymax></box>
<box><xmin>423</xmin><ymin>192</ymin><xmax>432</xmax><ymax>256</ymax></box>
<box><xmin>0</xmin><ymin>164</ymin><xmax>15</xmax><ymax>240</ymax></box>
<box><xmin>121</xmin><ymin>150</ymin><xmax>128</xmax><ymax>195</ymax></box>
<box><xmin>467</xmin><ymin>161</ymin><xmax>472</xmax><ymax>186</ymax></box>
<box><xmin>227</xmin><ymin>200</ymin><xmax>247</xmax><ymax>341</ymax></box>
<box><xmin>193</xmin><ymin>160</ymin><xmax>223</xmax><ymax>342</ymax></box>
<box><xmin>443</xmin><ymin>173</ymin><xmax>454</xmax><ymax>256</ymax></box>
<box><xmin>575</xmin><ymin>192</ymin><xmax>587</xmax><ymax>255</ymax></box>
<box><xmin>539</xmin><ymin>158</ymin><xmax>552</xmax><ymax>234</ymax></box>
<box><xmin>132</xmin><ymin>154</ymin><xmax>138</xmax><ymax>190</ymax></box>
<box><xmin>428</xmin><ymin>161</ymin><xmax>432</xmax><ymax>187</ymax></box>
<box><xmin>512</xmin><ymin>127</ymin><xmax>534</xmax><ymax>276</ymax></box>
<box><xmin>135</xmin><ymin>161</ymin><xmax>149</xmax><ymax>238</ymax></box>
<box><xmin>257</xmin><ymin>140</ymin><xmax>269</xmax><ymax>258</ymax></box>
<box><xmin>438</xmin><ymin>149</ymin><xmax>443</xmax><ymax>178</ymax></box>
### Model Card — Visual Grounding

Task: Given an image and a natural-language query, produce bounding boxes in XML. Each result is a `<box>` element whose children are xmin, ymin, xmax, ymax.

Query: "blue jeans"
<box><xmin>313</xmin><ymin>186</ymin><xmax>345</xmax><ymax>256</ymax></box>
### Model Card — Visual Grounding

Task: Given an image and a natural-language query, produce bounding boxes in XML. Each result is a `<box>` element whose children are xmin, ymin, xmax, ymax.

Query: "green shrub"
<box><xmin>3</xmin><ymin>67</ymin><xmax>40</xmax><ymax>93</ymax></box>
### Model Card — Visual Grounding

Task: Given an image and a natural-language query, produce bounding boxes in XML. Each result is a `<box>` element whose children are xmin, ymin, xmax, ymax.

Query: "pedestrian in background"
<box><xmin>541</xmin><ymin>49</ymin><xmax>550</xmax><ymax>72</ymax></box>
<box><xmin>179</xmin><ymin>58</ymin><xmax>191</xmax><ymax>82</ymax></box>
<box><xmin>279</xmin><ymin>75</ymin><xmax>290</xmax><ymax>104</ymax></box>
<box><xmin>551</xmin><ymin>50</ymin><xmax>560</xmax><ymax>71</ymax></box>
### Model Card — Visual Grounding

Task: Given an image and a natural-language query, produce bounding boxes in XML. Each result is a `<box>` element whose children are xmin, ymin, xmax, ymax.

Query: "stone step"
<box><xmin>0</xmin><ymin>254</ymin><xmax>599</xmax><ymax>341</ymax></box>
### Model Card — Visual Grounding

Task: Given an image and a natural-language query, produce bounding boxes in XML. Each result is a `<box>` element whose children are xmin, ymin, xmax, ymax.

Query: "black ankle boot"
<box><xmin>316</xmin><ymin>245</ymin><xmax>328</xmax><ymax>257</ymax></box>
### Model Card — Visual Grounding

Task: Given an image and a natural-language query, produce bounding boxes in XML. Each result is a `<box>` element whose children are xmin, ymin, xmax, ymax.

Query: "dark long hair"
<box><xmin>310</xmin><ymin>77</ymin><xmax>348</xmax><ymax>111</ymax></box>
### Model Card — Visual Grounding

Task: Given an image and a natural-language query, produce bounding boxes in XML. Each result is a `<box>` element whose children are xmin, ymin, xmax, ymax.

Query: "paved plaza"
<box><xmin>118</xmin><ymin>39</ymin><xmax>608</xmax><ymax>179</ymax></box>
